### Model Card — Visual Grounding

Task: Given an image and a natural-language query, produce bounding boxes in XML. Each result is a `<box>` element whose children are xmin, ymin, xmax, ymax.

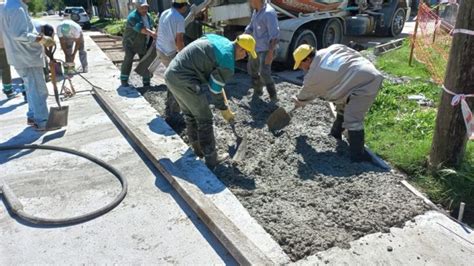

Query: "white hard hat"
<box><xmin>135</xmin><ymin>0</ymin><xmax>149</xmax><ymax>7</ymax></box>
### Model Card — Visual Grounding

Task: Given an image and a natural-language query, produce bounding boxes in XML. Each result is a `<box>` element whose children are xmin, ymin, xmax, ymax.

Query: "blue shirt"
<box><xmin>245</xmin><ymin>4</ymin><xmax>280</xmax><ymax>52</ymax></box>
<box><xmin>0</xmin><ymin>0</ymin><xmax>44</xmax><ymax>68</ymax></box>
<box><xmin>156</xmin><ymin>8</ymin><xmax>185</xmax><ymax>56</ymax></box>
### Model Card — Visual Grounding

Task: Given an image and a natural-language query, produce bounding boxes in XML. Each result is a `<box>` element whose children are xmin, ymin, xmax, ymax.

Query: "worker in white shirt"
<box><xmin>154</xmin><ymin>0</ymin><xmax>189</xmax><ymax>124</ymax></box>
<box><xmin>57</xmin><ymin>19</ymin><xmax>88</xmax><ymax>73</ymax></box>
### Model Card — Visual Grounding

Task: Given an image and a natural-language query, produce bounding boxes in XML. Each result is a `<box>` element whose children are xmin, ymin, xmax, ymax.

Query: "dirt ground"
<box><xmin>128</xmin><ymin>69</ymin><xmax>427</xmax><ymax>261</ymax></box>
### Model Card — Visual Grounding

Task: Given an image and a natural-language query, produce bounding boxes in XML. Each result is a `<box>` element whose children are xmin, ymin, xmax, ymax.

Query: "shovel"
<box><xmin>222</xmin><ymin>90</ymin><xmax>248</xmax><ymax>161</ymax></box>
<box><xmin>45</xmin><ymin>60</ymin><xmax>69</xmax><ymax>130</ymax></box>
<box><xmin>267</xmin><ymin>106</ymin><xmax>297</xmax><ymax>131</ymax></box>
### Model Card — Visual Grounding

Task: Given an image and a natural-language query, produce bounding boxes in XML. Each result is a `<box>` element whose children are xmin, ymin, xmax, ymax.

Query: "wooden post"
<box><xmin>409</xmin><ymin>4</ymin><xmax>421</xmax><ymax>66</ymax></box>
<box><xmin>429</xmin><ymin>0</ymin><xmax>474</xmax><ymax>169</ymax></box>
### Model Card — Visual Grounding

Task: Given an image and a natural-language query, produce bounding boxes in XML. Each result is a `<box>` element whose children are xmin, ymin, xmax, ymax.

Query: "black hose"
<box><xmin>0</xmin><ymin>144</ymin><xmax>128</xmax><ymax>226</ymax></box>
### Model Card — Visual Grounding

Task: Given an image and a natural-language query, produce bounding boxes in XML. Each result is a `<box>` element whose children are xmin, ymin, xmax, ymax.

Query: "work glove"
<box><xmin>39</xmin><ymin>36</ymin><xmax>55</xmax><ymax>47</ymax></box>
<box><xmin>291</xmin><ymin>96</ymin><xmax>307</xmax><ymax>109</ymax></box>
<box><xmin>210</xmin><ymin>90</ymin><xmax>228</xmax><ymax>110</ymax></box>
<box><xmin>221</xmin><ymin>108</ymin><xmax>235</xmax><ymax>123</ymax></box>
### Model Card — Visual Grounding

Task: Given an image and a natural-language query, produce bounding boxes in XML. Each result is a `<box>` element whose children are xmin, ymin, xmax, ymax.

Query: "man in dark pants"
<box><xmin>164</xmin><ymin>34</ymin><xmax>257</xmax><ymax>169</ymax></box>
<box><xmin>120</xmin><ymin>0</ymin><xmax>156</xmax><ymax>87</ymax></box>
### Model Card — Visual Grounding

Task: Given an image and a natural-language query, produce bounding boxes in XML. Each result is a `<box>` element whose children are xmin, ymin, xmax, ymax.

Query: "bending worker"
<box><xmin>292</xmin><ymin>44</ymin><xmax>383</xmax><ymax>162</ymax></box>
<box><xmin>1</xmin><ymin>0</ymin><xmax>55</xmax><ymax>130</ymax></box>
<box><xmin>155</xmin><ymin>0</ymin><xmax>188</xmax><ymax>124</ymax></box>
<box><xmin>57</xmin><ymin>19</ymin><xmax>88</xmax><ymax>73</ymax></box>
<box><xmin>121</xmin><ymin>0</ymin><xmax>156</xmax><ymax>87</ymax></box>
<box><xmin>245</xmin><ymin>0</ymin><xmax>280</xmax><ymax>102</ymax></box>
<box><xmin>164</xmin><ymin>34</ymin><xmax>257</xmax><ymax>169</ymax></box>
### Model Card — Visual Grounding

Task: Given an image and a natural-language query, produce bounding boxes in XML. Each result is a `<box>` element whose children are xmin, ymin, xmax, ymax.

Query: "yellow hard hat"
<box><xmin>235</xmin><ymin>34</ymin><xmax>257</xmax><ymax>59</ymax></box>
<box><xmin>293</xmin><ymin>44</ymin><xmax>315</xmax><ymax>70</ymax></box>
<box><xmin>173</xmin><ymin>0</ymin><xmax>189</xmax><ymax>4</ymax></box>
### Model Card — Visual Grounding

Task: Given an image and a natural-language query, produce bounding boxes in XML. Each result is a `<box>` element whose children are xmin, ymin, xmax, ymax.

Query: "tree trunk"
<box><xmin>429</xmin><ymin>0</ymin><xmax>474</xmax><ymax>169</ymax></box>
<box><xmin>98</xmin><ymin>0</ymin><xmax>108</xmax><ymax>19</ymax></box>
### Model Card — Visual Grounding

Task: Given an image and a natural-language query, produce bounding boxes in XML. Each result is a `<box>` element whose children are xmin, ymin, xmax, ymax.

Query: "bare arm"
<box><xmin>175</xmin><ymin>33</ymin><xmax>184</xmax><ymax>52</ymax></box>
<box><xmin>140</xmin><ymin>28</ymin><xmax>157</xmax><ymax>38</ymax></box>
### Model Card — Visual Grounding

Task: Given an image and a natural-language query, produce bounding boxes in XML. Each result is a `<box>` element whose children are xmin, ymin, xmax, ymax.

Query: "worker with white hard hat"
<box><xmin>292</xmin><ymin>44</ymin><xmax>384</xmax><ymax>162</ymax></box>
<box><xmin>57</xmin><ymin>19</ymin><xmax>88</xmax><ymax>73</ymax></box>
<box><xmin>120</xmin><ymin>0</ymin><xmax>156</xmax><ymax>87</ymax></box>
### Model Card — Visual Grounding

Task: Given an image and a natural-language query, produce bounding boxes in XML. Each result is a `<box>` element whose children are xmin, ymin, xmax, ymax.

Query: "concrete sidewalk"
<box><xmin>0</xmin><ymin>59</ymin><xmax>235</xmax><ymax>264</ymax></box>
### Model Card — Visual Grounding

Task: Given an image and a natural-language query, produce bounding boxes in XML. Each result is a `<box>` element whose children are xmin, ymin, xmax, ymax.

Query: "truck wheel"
<box><xmin>316</xmin><ymin>18</ymin><xmax>343</xmax><ymax>49</ymax></box>
<box><xmin>377</xmin><ymin>7</ymin><xmax>406</xmax><ymax>37</ymax></box>
<box><xmin>287</xmin><ymin>28</ymin><xmax>317</xmax><ymax>69</ymax></box>
<box><xmin>389</xmin><ymin>8</ymin><xmax>406</xmax><ymax>36</ymax></box>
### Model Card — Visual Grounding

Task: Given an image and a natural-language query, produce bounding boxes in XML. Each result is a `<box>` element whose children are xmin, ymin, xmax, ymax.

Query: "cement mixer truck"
<box><xmin>184</xmin><ymin>0</ymin><xmax>410</xmax><ymax>65</ymax></box>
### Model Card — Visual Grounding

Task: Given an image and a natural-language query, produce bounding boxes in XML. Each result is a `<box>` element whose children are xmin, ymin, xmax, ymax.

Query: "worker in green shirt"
<box><xmin>120</xmin><ymin>0</ymin><xmax>156</xmax><ymax>87</ymax></box>
<box><xmin>164</xmin><ymin>34</ymin><xmax>257</xmax><ymax>169</ymax></box>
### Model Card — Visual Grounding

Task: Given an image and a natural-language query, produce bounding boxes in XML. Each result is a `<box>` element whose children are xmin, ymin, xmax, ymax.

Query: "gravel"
<box><xmin>129</xmin><ymin>70</ymin><xmax>427</xmax><ymax>261</ymax></box>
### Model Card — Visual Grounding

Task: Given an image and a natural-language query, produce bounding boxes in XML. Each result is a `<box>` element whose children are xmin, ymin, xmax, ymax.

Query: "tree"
<box><xmin>429</xmin><ymin>0</ymin><xmax>474</xmax><ymax>169</ymax></box>
<box><xmin>27</xmin><ymin>0</ymin><xmax>45</xmax><ymax>15</ymax></box>
<box><xmin>96</xmin><ymin>0</ymin><xmax>109</xmax><ymax>19</ymax></box>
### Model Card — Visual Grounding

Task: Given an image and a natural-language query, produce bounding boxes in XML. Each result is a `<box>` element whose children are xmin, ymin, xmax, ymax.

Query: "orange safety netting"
<box><xmin>410</xmin><ymin>2</ymin><xmax>455</xmax><ymax>84</ymax></box>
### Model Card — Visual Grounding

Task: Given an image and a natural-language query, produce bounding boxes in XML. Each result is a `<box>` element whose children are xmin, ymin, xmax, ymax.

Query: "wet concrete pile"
<box><xmin>131</xmin><ymin>72</ymin><xmax>427</xmax><ymax>261</ymax></box>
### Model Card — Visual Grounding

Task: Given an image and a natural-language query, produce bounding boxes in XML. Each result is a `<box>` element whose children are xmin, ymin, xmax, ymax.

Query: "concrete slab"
<box><xmin>81</xmin><ymin>33</ymin><xmax>290</xmax><ymax>264</ymax></box>
<box><xmin>297</xmin><ymin>211</ymin><xmax>474</xmax><ymax>265</ymax></box>
<box><xmin>0</xmin><ymin>57</ymin><xmax>235</xmax><ymax>264</ymax></box>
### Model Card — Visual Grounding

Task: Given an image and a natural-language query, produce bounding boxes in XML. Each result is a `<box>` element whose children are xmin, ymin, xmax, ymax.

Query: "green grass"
<box><xmin>376</xmin><ymin>40</ymin><xmax>431</xmax><ymax>79</ymax></box>
<box><xmin>91</xmin><ymin>18</ymin><xmax>126</xmax><ymax>36</ymax></box>
<box><xmin>368</xmin><ymin>41</ymin><xmax>474</xmax><ymax>226</ymax></box>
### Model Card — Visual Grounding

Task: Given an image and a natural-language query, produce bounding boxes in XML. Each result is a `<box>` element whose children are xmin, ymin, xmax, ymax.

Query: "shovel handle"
<box><xmin>49</xmin><ymin>60</ymin><xmax>62</xmax><ymax>108</ymax></box>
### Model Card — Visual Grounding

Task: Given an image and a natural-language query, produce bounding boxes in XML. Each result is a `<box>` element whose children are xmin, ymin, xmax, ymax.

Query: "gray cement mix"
<box><xmin>127</xmin><ymin>70</ymin><xmax>428</xmax><ymax>261</ymax></box>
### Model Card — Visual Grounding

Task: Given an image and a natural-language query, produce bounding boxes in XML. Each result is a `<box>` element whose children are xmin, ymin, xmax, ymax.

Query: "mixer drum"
<box><xmin>271</xmin><ymin>0</ymin><xmax>344</xmax><ymax>14</ymax></box>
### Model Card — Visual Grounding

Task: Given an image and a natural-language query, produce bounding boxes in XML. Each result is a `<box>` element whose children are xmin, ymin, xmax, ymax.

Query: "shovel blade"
<box><xmin>232</xmin><ymin>134</ymin><xmax>248</xmax><ymax>162</ymax></box>
<box><xmin>46</xmin><ymin>106</ymin><xmax>69</xmax><ymax>130</ymax></box>
<box><xmin>267</xmin><ymin>107</ymin><xmax>291</xmax><ymax>131</ymax></box>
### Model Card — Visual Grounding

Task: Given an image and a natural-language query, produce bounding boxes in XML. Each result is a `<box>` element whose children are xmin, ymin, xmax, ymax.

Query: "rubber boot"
<box><xmin>329</xmin><ymin>114</ymin><xmax>344</xmax><ymax>140</ymax></box>
<box><xmin>3</xmin><ymin>84</ymin><xmax>14</xmax><ymax>98</ymax></box>
<box><xmin>266</xmin><ymin>83</ymin><xmax>278</xmax><ymax>102</ymax></box>
<box><xmin>198</xmin><ymin>124</ymin><xmax>228</xmax><ymax>169</ymax></box>
<box><xmin>164</xmin><ymin>90</ymin><xmax>181</xmax><ymax>126</ymax></box>
<box><xmin>348</xmin><ymin>130</ymin><xmax>372</xmax><ymax>163</ymax></box>
<box><xmin>121</xmin><ymin>80</ymin><xmax>129</xmax><ymax>87</ymax></box>
<box><xmin>186</xmin><ymin>122</ymin><xmax>204</xmax><ymax>158</ymax></box>
<box><xmin>252</xmin><ymin>78</ymin><xmax>263</xmax><ymax>97</ymax></box>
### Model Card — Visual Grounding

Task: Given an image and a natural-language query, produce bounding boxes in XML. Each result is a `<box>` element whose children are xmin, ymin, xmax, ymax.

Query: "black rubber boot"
<box><xmin>164</xmin><ymin>90</ymin><xmax>182</xmax><ymax>126</ymax></box>
<box><xmin>252</xmin><ymin>78</ymin><xmax>263</xmax><ymax>97</ymax></box>
<box><xmin>198</xmin><ymin>124</ymin><xmax>227</xmax><ymax>169</ymax></box>
<box><xmin>329</xmin><ymin>114</ymin><xmax>344</xmax><ymax>140</ymax></box>
<box><xmin>266</xmin><ymin>83</ymin><xmax>278</xmax><ymax>102</ymax></box>
<box><xmin>186</xmin><ymin>122</ymin><xmax>204</xmax><ymax>158</ymax></box>
<box><xmin>348</xmin><ymin>130</ymin><xmax>372</xmax><ymax>163</ymax></box>
<box><xmin>121</xmin><ymin>80</ymin><xmax>129</xmax><ymax>87</ymax></box>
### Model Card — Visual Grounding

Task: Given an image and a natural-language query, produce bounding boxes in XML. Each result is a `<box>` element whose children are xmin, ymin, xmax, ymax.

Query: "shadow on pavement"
<box><xmin>0</xmin><ymin>128</ymin><xmax>66</xmax><ymax>165</ymax></box>
<box><xmin>0</xmin><ymin>101</ymin><xmax>26</xmax><ymax>115</ymax></box>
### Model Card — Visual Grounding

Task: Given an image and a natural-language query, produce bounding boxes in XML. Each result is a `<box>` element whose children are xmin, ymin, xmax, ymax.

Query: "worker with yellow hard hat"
<box><xmin>292</xmin><ymin>44</ymin><xmax>384</xmax><ymax>162</ymax></box>
<box><xmin>164</xmin><ymin>33</ymin><xmax>257</xmax><ymax>169</ymax></box>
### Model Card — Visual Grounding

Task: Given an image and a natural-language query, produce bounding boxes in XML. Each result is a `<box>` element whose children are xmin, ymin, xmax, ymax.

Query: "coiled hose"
<box><xmin>0</xmin><ymin>144</ymin><xmax>128</xmax><ymax>226</ymax></box>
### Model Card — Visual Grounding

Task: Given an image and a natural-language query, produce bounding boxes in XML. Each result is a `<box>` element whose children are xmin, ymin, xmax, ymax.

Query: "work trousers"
<box><xmin>121</xmin><ymin>47</ymin><xmax>150</xmax><ymax>85</ymax></box>
<box><xmin>0</xmin><ymin>48</ymin><xmax>12</xmax><ymax>94</ymax></box>
<box><xmin>334</xmin><ymin>75</ymin><xmax>383</xmax><ymax>131</ymax></box>
<box><xmin>16</xmin><ymin>67</ymin><xmax>49</xmax><ymax>127</ymax></box>
<box><xmin>247</xmin><ymin>50</ymin><xmax>274</xmax><ymax>89</ymax></box>
<box><xmin>157</xmin><ymin>49</ymin><xmax>180</xmax><ymax>120</ymax></box>
<box><xmin>165</xmin><ymin>72</ymin><xmax>216</xmax><ymax>153</ymax></box>
<box><xmin>64</xmin><ymin>35</ymin><xmax>88</xmax><ymax>69</ymax></box>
